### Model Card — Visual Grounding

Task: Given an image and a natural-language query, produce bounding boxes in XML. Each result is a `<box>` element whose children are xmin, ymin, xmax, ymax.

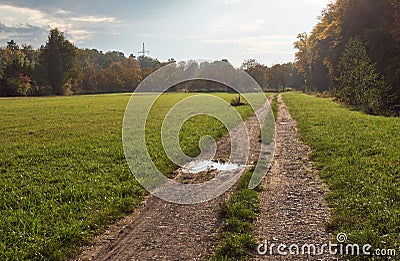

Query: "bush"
<box><xmin>335</xmin><ymin>36</ymin><xmax>390</xmax><ymax>115</ymax></box>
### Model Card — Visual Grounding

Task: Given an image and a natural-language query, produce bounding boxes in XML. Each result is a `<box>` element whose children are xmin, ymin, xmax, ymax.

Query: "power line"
<box><xmin>138</xmin><ymin>42</ymin><xmax>149</xmax><ymax>57</ymax></box>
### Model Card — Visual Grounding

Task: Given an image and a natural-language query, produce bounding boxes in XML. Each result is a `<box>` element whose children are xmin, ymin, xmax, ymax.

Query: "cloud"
<box><xmin>203</xmin><ymin>35</ymin><xmax>296</xmax><ymax>55</ymax></box>
<box><xmin>54</xmin><ymin>9</ymin><xmax>71</xmax><ymax>15</ymax></box>
<box><xmin>0</xmin><ymin>4</ymin><xmax>52</xmax><ymax>27</ymax></box>
<box><xmin>0</xmin><ymin>3</ymin><xmax>122</xmax><ymax>44</ymax></box>
<box><xmin>70</xmin><ymin>16</ymin><xmax>117</xmax><ymax>23</ymax></box>
<box><xmin>0</xmin><ymin>23</ymin><xmax>48</xmax><ymax>46</ymax></box>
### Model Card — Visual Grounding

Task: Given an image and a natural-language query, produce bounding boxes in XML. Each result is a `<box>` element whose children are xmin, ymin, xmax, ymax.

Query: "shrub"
<box><xmin>335</xmin><ymin>36</ymin><xmax>390</xmax><ymax>115</ymax></box>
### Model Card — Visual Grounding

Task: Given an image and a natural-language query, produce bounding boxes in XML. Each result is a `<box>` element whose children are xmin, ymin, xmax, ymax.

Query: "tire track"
<box><xmin>253</xmin><ymin>94</ymin><xmax>335</xmax><ymax>260</ymax></box>
<box><xmin>74</xmin><ymin>101</ymin><xmax>270</xmax><ymax>261</ymax></box>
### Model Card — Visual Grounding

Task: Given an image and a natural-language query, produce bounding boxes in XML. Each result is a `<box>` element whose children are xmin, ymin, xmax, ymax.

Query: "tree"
<box><xmin>265</xmin><ymin>64</ymin><xmax>289</xmax><ymax>92</ymax></box>
<box><xmin>76</xmin><ymin>49</ymin><xmax>99</xmax><ymax>93</ymax></box>
<box><xmin>295</xmin><ymin>0</ymin><xmax>400</xmax><ymax>114</ymax></box>
<box><xmin>101</xmin><ymin>51</ymin><xmax>125</xmax><ymax>67</ymax></box>
<box><xmin>0</xmin><ymin>41</ymin><xmax>35</xmax><ymax>96</ymax></box>
<box><xmin>284</xmin><ymin>62</ymin><xmax>304</xmax><ymax>90</ymax></box>
<box><xmin>336</xmin><ymin>36</ymin><xmax>387</xmax><ymax>114</ymax></box>
<box><xmin>240</xmin><ymin>59</ymin><xmax>266</xmax><ymax>88</ymax></box>
<box><xmin>137</xmin><ymin>56</ymin><xmax>161</xmax><ymax>80</ymax></box>
<box><xmin>294</xmin><ymin>33</ymin><xmax>310</xmax><ymax>88</ymax></box>
<box><xmin>39</xmin><ymin>28</ymin><xmax>77</xmax><ymax>95</ymax></box>
<box><xmin>7</xmin><ymin>40</ymin><xmax>19</xmax><ymax>51</ymax></box>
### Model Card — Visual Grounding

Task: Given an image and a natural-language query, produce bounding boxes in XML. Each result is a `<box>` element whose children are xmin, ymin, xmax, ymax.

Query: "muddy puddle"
<box><xmin>183</xmin><ymin>160</ymin><xmax>240</xmax><ymax>173</ymax></box>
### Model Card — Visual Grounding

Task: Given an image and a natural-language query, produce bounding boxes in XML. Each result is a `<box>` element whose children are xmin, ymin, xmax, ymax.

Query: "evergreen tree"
<box><xmin>39</xmin><ymin>29</ymin><xmax>77</xmax><ymax>95</ymax></box>
<box><xmin>336</xmin><ymin>36</ymin><xmax>386</xmax><ymax>114</ymax></box>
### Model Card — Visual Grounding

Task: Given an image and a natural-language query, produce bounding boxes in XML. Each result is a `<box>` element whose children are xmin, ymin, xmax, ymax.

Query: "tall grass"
<box><xmin>284</xmin><ymin>92</ymin><xmax>400</xmax><ymax>259</ymax></box>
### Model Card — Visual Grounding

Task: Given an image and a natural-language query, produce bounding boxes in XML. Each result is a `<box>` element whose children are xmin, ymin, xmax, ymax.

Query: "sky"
<box><xmin>0</xmin><ymin>0</ymin><xmax>332</xmax><ymax>67</ymax></box>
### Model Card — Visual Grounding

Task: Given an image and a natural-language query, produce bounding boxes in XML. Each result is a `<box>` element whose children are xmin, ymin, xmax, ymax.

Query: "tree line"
<box><xmin>294</xmin><ymin>0</ymin><xmax>400</xmax><ymax>115</ymax></box>
<box><xmin>0</xmin><ymin>29</ymin><xmax>170</xmax><ymax>96</ymax></box>
<box><xmin>240</xmin><ymin>59</ymin><xmax>303</xmax><ymax>92</ymax></box>
<box><xmin>137</xmin><ymin>58</ymin><xmax>303</xmax><ymax>93</ymax></box>
<box><xmin>0</xmin><ymin>28</ymin><xmax>303</xmax><ymax>97</ymax></box>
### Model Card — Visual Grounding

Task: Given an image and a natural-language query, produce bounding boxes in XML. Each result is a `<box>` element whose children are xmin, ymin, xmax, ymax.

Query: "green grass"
<box><xmin>270</xmin><ymin>94</ymin><xmax>278</xmax><ymax>120</ymax></box>
<box><xmin>144</xmin><ymin>93</ymin><xmax>258</xmax><ymax>175</ymax></box>
<box><xmin>0</xmin><ymin>92</ymin><xmax>258</xmax><ymax>260</ymax></box>
<box><xmin>283</xmin><ymin>92</ymin><xmax>400</xmax><ymax>258</ymax></box>
<box><xmin>212</xmin><ymin>170</ymin><xmax>262</xmax><ymax>260</ymax></box>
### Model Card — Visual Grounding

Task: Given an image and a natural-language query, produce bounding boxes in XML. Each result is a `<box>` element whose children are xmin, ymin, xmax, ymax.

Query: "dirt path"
<box><xmin>253</xmin><ymin>94</ymin><xmax>333</xmax><ymax>260</ymax></box>
<box><xmin>75</xmin><ymin>95</ymin><xmax>334</xmax><ymax>260</ymax></box>
<box><xmin>74</xmin><ymin>101</ymin><xmax>268</xmax><ymax>261</ymax></box>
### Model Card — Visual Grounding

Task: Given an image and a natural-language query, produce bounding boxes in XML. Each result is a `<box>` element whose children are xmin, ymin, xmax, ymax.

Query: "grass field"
<box><xmin>283</xmin><ymin>92</ymin><xmax>400</xmax><ymax>256</ymax></box>
<box><xmin>0</xmin><ymin>92</ymin><xmax>258</xmax><ymax>260</ymax></box>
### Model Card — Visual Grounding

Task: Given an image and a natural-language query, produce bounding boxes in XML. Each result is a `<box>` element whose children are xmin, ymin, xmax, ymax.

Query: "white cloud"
<box><xmin>70</xmin><ymin>16</ymin><xmax>117</xmax><ymax>23</ymax></box>
<box><xmin>64</xmin><ymin>29</ymin><xmax>93</xmax><ymax>42</ymax></box>
<box><xmin>0</xmin><ymin>4</ymin><xmax>121</xmax><ymax>44</ymax></box>
<box><xmin>0</xmin><ymin>4</ymin><xmax>53</xmax><ymax>27</ymax></box>
<box><xmin>54</xmin><ymin>9</ymin><xmax>71</xmax><ymax>15</ymax></box>
<box><xmin>0</xmin><ymin>23</ymin><xmax>48</xmax><ymax>46</ymax></box>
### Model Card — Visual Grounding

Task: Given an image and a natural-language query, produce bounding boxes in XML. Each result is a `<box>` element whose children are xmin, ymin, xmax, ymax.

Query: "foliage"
<box><xmin>265</xmin><ymin>64</ymin><xmax>289</xmax><ymax>92</ymax></box>
<box><xmin>0</xmin><ymin>29</ymin><xmax>151</xmax><ymax>96</ymax></box>
<box><xmin>294</xmin><ymin>0</ymin><xmax>400</xmax><ymax>115</ymax></box>
<box><xmin>76</xmin><ymin>49</ymin><xmax>143</xmax><ymax>94</ymax></box>
<box><xmin>284</xmin><ymin>92</ymin><xmax>400</xmax><ymax>259</ymax></box>
<box><xmin>39</xmin><ymin>28</ymin><xmax>78</xmax><ymax>95</ymax></box>
<box><xmin>137</xmin><ymin>56</ymin><xmax>162</xmax><ymax>79</ymax></box>
<box><xmin>284</xmin><ymin>62</ymin><xmax>304</xmax><ymax>90</ymax></box>
<box><xmin>0</xmin><ymin>42</ymin><xmax>35</xmax><ymax>96</ymax></box>
<box><xmin>294</xmin><ymin>33</ymin><xmax>310</xmax><ymax>87</ymax></box>
<box><xmin>241</xmin><ymin>59</ymin><xmax>267</xmax><ymax>88</ymax></box>
<box><xmin>0</xmin><ymin>28</ymin><xmax>303</xmax><ymax>97</ymax></box>
<box><xmin>335</xmin><ymin>36</ymin><xmax>387</xmax><ymax>114</ymax></box>
<box><xmin>142</xmin><ymin>59</ymin><xmax>264</xmax><ymax>93</ymax></box>
<box><xmin>97</xmin><ymin>58</ymin><xmax>142</xmax><ymax>93</ymax></box>
<box><xmin>240</xmin><ymin>59</ymin><xmax>299</xmax><ymax>92</ymax></box>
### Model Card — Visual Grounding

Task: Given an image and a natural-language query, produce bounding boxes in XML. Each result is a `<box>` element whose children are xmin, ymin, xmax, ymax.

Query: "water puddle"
<box><xmin>183</xmin><ymin>160</ymin><xmax>240</xmax><ymax>173</ymax></box>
